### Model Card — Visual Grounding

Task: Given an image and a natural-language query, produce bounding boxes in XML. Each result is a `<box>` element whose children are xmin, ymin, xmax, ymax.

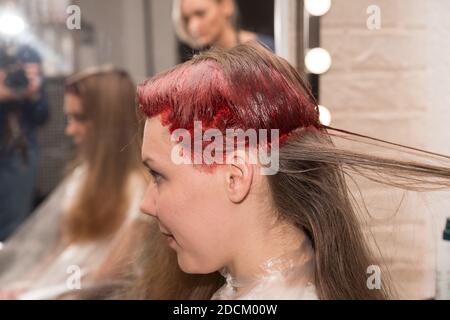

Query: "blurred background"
<box><xmin>0</xmin><ymin>0</ymin><xmax>276</xmax><ymax>200</ymax></box>
<box><xmin>0</xmin><ymin>0</ymin><xmax>449</xmax><ymax>299</ymax></box>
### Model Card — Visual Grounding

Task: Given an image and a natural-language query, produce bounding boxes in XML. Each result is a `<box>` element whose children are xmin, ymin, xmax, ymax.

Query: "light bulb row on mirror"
<box><xmin>305</xmin><ymin>0</ymin><xmax>331</xmax><ymax>17</ymax></box>
<box><xmin>0</xmin><ymin>12</ymin><xmax>26</xmax><ymax>36</ymax></box>
<box><xmin>304</xmin><ymin>0</ymin><xmax>332</xmax><ymax>126</ymax></box>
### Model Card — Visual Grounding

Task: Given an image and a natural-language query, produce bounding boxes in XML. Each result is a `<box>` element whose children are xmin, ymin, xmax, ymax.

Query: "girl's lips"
<box><xmin>165</xmin><ymin>234</ymin><xmax>176</xmax><ymax>248</ymax></box>
<box><xmin>160</xmin><ymin>230</ymin><xmax>176</xmax><ymax>243</ymax></box>
<box><xmin>159</xmin><ymin>226</ymin><xmax>176</xmax><ymax>246</ymax></box>
<box><xmin>159</xmin><ymin>225</ymin><xmax>172</xmax><ymax>237</ymax></box>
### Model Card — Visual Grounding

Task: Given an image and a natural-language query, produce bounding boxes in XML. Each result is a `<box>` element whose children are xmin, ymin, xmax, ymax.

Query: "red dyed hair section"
<box><xmin>137</xmin><ymin>41</ymin><xmax>323</xmax><ymax>144</ymax></box>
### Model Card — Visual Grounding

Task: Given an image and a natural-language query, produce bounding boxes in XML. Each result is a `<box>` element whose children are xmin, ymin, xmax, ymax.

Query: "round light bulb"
<box><xmin>305</xmin><ymin>48</ymin><xmax>332</xmax><ymax>74</ymax></box>
<box><xmin>0</xmin><ymin>13</ymin><xmax>26</xmax><ymax>36</ymax></box>
<box><xmin>305</xmin><ymin>0</ymin><xmax>332</xmax><ymax>16</ymax></box>
<box><xmin>318</xmin><ymin>105</ymin><xmax>331</xmax><ymax>126</ymax></box>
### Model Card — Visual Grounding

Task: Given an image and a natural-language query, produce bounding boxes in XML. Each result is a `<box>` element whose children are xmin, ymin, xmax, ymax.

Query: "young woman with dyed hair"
<box><xmin>135</xmin><ymin>42</ymin><xmax>450</xmax><ymax>300</ymax></box>
<box><xmin>0</xmin><ymin>66</ymin><xmax>149</xmax><ymax>299</ymax></box>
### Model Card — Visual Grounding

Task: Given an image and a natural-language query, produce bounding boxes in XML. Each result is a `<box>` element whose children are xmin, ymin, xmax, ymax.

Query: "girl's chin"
<box><xmin>73</xmin><ymin>138</ymin><xmax>84</xmax><ymax>146</ymax></box>
<box><xmin>196</xmin><ymin>37</ymin><xmax>211</xmax><ymax>47</ymax></box>
<box><xmin>166</xmin><ymin>235</ymin><xmax>177</xmax><ymax>248</ymax></box>
<box><xmin>176</xmin><ymin>255</ymin><xmax>208</xmax><ymax>274</ymax></box>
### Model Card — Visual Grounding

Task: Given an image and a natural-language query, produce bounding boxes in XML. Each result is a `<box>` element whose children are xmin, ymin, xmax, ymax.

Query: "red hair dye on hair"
<box><xmin>138</xmin><ymin>42</ymin><xmax>324</xmax><ymax>155</ymax></box>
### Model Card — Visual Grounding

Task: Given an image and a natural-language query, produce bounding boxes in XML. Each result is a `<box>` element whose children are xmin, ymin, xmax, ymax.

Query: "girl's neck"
<box><xmin>217</xmin><ymin>234</ymin><xmax>315</xmax><ymax>299</ymax></box>
<box><xmin>215</xmin><ymin>24</ymin><xmax>240</xmax><ymax>49</ymax></box>
<box><xmin>224</xmin><ymin>222</ymin><xmax>315</xmax><ymax>294</ymax></box>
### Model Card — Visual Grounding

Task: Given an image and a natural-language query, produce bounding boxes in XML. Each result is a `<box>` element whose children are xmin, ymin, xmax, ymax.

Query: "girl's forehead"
<box><xmin>143</xmin><ymin>117</ymin><xmax>174</xmax><ymax>158</ymax></box>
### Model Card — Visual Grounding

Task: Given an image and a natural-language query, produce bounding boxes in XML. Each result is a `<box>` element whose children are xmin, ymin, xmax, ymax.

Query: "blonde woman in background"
<box><xmin>0</xmin><ymin>66</ymin><xmax>150</xmax><ymax>299</ymax></box>
<box><xmin>173</xmin><ymin>0</ymin><xmax>274</xmax><ymax>52</ymax></box>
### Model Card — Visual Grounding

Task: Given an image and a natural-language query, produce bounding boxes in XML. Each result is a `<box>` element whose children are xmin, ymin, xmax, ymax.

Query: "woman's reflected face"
<box><xmin>63</xmin><ymin>93</ymin><xmax>89</xmax><ymax>146</ymax></box>
<box><xmin>181</xmin><ymin>0</ymin><xmax>230</xmax><ymax>47</ymax></box>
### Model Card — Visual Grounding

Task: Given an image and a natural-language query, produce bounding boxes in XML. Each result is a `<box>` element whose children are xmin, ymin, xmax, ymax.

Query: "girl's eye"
<box><xmin>66</xmin><ymin>113</ymin><xmax>88</xmax><ymax>123</ymax></box>
<box><xmin>149</xmin><ymin>169</ymin><xmax>162</xmax><ymax>184</ymax></box>
<box><xmin>194</xmin><ymin>10</ymin><xmax>206</xmax><ymax>18</ymax></box>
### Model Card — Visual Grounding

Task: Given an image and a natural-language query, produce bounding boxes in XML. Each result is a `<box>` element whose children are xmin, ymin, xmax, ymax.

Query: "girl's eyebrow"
<box><xmin>142</xmin><ymin>152</ymin><xmax>155</xmax><ymax>163</ymax></box>
<box><xmin>142</xmin><ymin>158</ymin><xmax>166</xmax><ymax>176</ymax></box>
<box><xmin>143</xmin><ymin>156</ymin><xmax>163</xmax><ymax>169</ymax></box>
<box><xmin>142</xmin><ymin>152</ymin><xmax>167</xmax><ymax>169</ymax></box>
<box><xmin>142</xmin><ymin>159</ymin><xmax>153</xmax><ymax>169</ymax></box>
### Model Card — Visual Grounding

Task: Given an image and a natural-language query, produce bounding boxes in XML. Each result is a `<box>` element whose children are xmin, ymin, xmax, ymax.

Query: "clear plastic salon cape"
<box><xmin>211</xmin><ymin>236</ymin><xmax>318</xmax><ymax>300</ymax></box>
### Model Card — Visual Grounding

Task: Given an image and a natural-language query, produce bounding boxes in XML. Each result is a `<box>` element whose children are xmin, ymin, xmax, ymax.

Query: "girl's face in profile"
<box><xmin>181</xmin><ymin>0</ymin><xmax>233</xmax><ymax>47</ymax></box>
<box><xmin>140</xmin><ymin>117</ymin><xmax>243</xmax><ymax>274</ymax></box>
<box><xmin>63</xmin><ymin>93</ymin><xmax>89</xmax><ymax>146</ymax></box>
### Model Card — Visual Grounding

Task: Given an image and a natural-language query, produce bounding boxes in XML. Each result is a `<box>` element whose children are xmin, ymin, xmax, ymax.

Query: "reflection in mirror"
<box><xmin>172</xmin><ymin>0</ymin><xmax>274</xmax><ymax>62</ymax></box>
<box><xmin>0</xmin><ymin>0</ymin><xmax>74</xmax><ymax>77</ymax></box>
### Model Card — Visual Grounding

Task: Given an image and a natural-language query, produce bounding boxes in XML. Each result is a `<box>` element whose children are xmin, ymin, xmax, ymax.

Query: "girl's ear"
<box><xmin>225</xmin><ymin>154</ymin><xmax>253</xmax><ymax>203</ymax></box>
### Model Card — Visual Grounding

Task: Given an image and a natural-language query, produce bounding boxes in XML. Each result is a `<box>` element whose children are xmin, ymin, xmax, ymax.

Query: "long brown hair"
<box><xmin>62</xmin><ymin>66</ymin><xmax>143</xmax><ymax>243</ymax></box>
<box><xmin>133</xmin><ymin>42</ymin><xmax>450</xmax><ymax>299</ymax></box>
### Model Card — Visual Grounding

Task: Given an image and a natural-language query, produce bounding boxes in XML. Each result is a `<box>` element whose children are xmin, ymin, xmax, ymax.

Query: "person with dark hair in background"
<box><xmin>0</xmin><ymin>40</ymin><xmax>48</xmax><ymax>241</ymax></box>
